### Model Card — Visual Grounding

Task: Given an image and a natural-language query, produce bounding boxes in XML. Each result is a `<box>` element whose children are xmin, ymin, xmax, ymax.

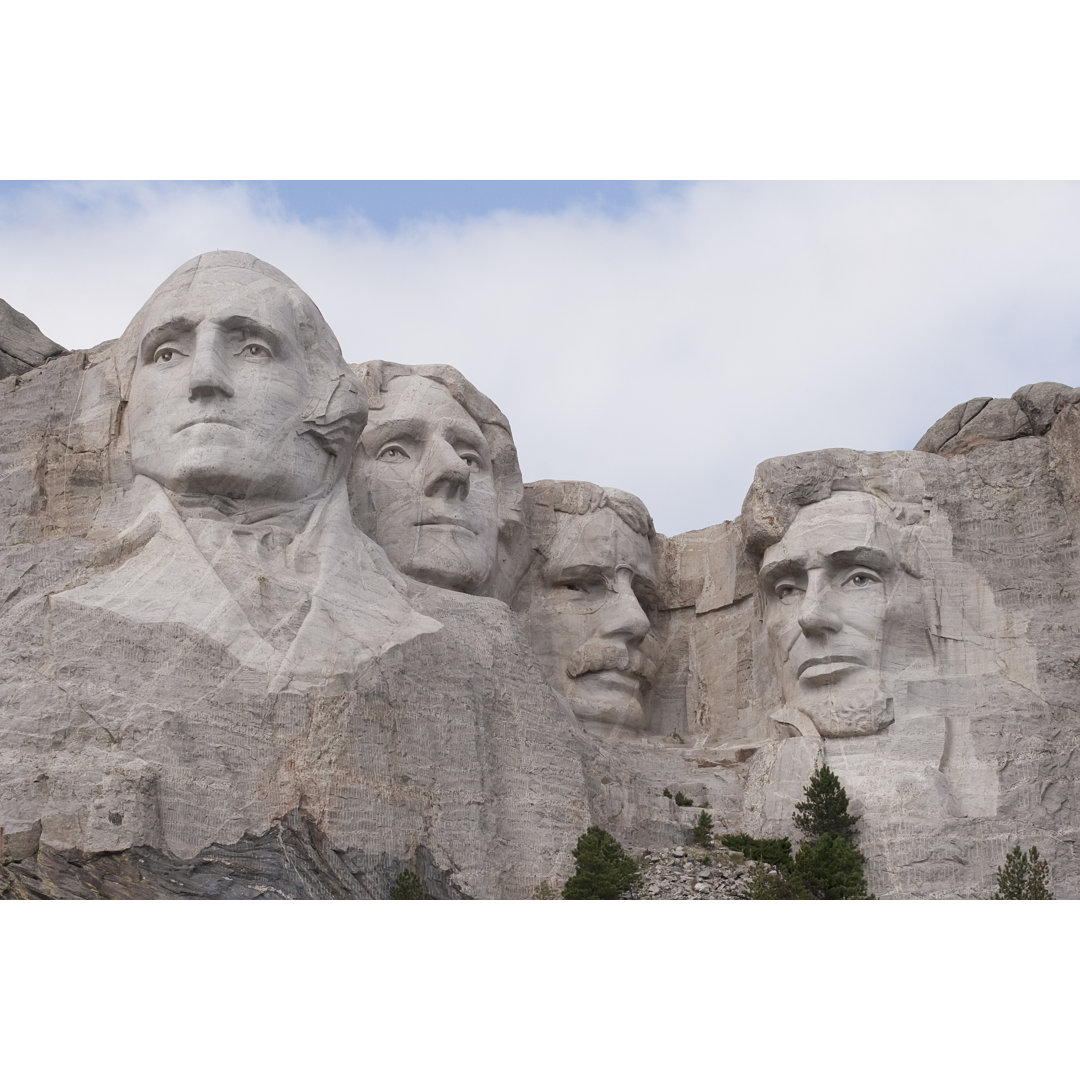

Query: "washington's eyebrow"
<box><xmin>216</xmin><ymin>315</ymin><xmax>284</xmax><ymax>350</ymax></box>
<box><xmin>139</xmin><ymin>318</ymin><xmax>197</xmax><ymax>358</ymax></box>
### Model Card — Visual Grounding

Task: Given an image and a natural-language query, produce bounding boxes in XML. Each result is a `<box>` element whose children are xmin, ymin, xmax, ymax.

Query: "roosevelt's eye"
<box><xmin>376</xmin><ymin>444</ymin><xmax>410</xmax><ymax>462</ymax></box>
<box><xmin>774</xmin><ymin>582</ymin><xmax>802</xmax><ymax>604</ymax></box>
<box><xmin>240</xmin><ymin>342</ymin><xmax>272</xmax><ymax>359</ymax></box>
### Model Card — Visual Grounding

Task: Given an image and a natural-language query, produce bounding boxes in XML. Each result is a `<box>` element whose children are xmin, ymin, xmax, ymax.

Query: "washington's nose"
<box><xmin>188</xmin><ymin>332</ymin><xmax>234</xmax><ymax>400</ymax></box>
<box><xmin>423</xmin><ymin>439</ymin><xmax>471</xmax><ymax>498</ymax></box>
<box><xmin>598</xmin><ymin>575</ymin><xmax>651</xmax><ymax>643</ymax></box>
<box><xmin>797</xmin><ymin>576</ymin><xmax>843</xmax><ymax>635</ymax></box>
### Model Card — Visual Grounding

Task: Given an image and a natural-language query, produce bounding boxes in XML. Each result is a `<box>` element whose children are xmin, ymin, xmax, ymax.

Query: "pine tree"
<box><xmin>793</xmin><ymin>763</ymin><xmax>860</xmax><ymax>843</ymax></box>
<box><xmin>562</xmin><ymin>827</ymin><xmax>642</xmax><ymax>899</ymax></box>
<box><xmin>793</xmin><ymin>833</ymin><xmax>870</xmax><ymax>899</ymax></box>
<box><xmin>992</xmin><ymin>845</ymin><xmax>1053</xmax><ymax>899</ymax></box>
<box><xmin>691</xmin><ymin>810</ymin><xmax>714</xmax><ymax>847</ymax></box>
<box><xmin>390</xmin><ymin>868</ymin><xmax>429</xmax><ymax>899</ymax></box>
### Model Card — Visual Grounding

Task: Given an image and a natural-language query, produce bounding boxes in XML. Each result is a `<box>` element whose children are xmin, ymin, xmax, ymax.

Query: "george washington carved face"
<box><xmin>127</xmin><ymin>259</ymin><xmax>357</xmax><ymax>506</ymax></box>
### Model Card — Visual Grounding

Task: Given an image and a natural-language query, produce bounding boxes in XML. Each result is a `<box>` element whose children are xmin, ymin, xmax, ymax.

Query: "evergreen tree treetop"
<box><xmin>793</xmin><ymin>763</ymin><xmax>860</xmax><ymax>843</ymax></box>
<box><xmin>992</xmin><ymin>845</ymin><xmax>1053</xmax><ymax>899</ymax></box>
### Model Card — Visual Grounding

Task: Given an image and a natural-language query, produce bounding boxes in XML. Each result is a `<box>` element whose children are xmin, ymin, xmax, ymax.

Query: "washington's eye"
<box><xmin>240</xmin><ymin>342</ymin><xmax>272</xmax><ymax>359</ymax></box>
<box><xmin>376</xmin><ymin>444</ymin><xmax>410</xmax><ymax>462</ymax></box>
<box><xmin>153</xmin><ymin>346</ymin><xmax>178</xmax><ymax>364</ymax></box>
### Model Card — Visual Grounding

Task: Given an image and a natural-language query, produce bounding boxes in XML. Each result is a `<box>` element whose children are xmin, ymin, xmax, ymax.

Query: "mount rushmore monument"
<box><xmin>2</xmin><ymin>251</ymin><xmax>1079</xmax><ymax>899</ymax></box>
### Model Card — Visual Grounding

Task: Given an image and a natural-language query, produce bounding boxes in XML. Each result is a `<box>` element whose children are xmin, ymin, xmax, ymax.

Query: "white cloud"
<box><xmin>3</xmin><ymin>181</ymin><xmax>1080</xmax><ymax>536</ymax></box>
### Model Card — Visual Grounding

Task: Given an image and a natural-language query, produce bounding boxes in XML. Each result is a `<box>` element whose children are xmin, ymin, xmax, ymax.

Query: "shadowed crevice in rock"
<box><xmin>0</xmin><ymin>810</ymin><xmax>463</xmax><ymax>899</ymax></box>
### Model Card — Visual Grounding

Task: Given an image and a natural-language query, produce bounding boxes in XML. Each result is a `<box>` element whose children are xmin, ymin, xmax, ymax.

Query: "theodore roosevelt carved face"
<box><xmin>127</xmin><ymin>255</ymin><xmax>361</xmax><ymax>507</ymax></box>
<box><xmin>758</xmin><ymin>490</ymin><xmax>931</xmax><ymax>737</ymax></box>
<box><xmin>518</xmin><ymin>482</ymin><xmax>658</xmax><ymax>733</ymax></box>
<box><xmin>355</xmin><ymin>373</ymin><xmax>501</xmax><ymax>593</ymax></box>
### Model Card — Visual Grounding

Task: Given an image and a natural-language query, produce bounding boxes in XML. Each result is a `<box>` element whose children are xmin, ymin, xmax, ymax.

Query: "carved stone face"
<box><xmin>759</xmin><ymin>491</ymin><xmax>929</xmax><ymax>735</ymax></box>
<box><xmin>526</xmin><ymin>507</ymin><xmax>657</xmax><ymax>731</ymax></box>
<box><xmin>128</xmin><ymin>267</ymin><xmax>332</xmax><ymax>504</ymax></box>
<box><xmin>357</xmin><ymin>375</ymin><xmax>499</xmax><ymax>593</ymax></box>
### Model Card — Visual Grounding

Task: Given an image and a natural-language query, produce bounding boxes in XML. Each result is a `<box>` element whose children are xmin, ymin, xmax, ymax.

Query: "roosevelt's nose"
<box><xmin>422</xmin><ymin>438</ymin><xmax>470</xmax><ymax>498</ymax></box>
<box><xmin>597</xmin><ymin>573</ymin><xmax>651</xmax><ymax>643</ymax></box>
<box><xmin>187</xmin><ymin>330</ymin><xmax>234</xmax><ymax>400</ymax></box>
<box><xmin>797</xmin><ymin>574</ymin><xmax>843</xmax><ymax>635</ymax></box>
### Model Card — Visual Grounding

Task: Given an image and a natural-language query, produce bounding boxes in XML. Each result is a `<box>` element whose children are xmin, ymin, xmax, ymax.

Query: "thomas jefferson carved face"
<box><xmin>357</xmin><ymin>375</ymin><xmax>500</xmax><ymax>593</ymax></box>
<box><xmin>128</xmin><ymin>266</ymin><xmax>334</xmax><ymax>505</ymax></box>
<box><xmin>759</xmin><ymin>491</ymin><xmax>930</xmax><ymax>736</ymax></box>
<box><xmin>525</xmin><ymin>507</ymin><xmax>658</xmax><ymax>732</ymax></box>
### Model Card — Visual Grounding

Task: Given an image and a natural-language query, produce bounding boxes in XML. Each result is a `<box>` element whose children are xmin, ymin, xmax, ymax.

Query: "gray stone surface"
<box><xmin>0</xmin><ymin>298</ymin><xmax>66</xmax><ymax>378</ymax></box>
<box><xmin>5</xmin><ymin>255</ymin><xmax>1080</xmax><ymax>900</ymax></box>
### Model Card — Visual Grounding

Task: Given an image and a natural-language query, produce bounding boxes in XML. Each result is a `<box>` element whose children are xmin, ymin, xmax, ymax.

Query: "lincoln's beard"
<box><xmin>800</xmin><ymin>683</ymin><xmax>895</xmax><ymax>738</ymax></box>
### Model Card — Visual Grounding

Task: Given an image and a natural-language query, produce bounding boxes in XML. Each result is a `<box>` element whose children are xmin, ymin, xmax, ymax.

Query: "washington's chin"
<box><xmin>567</xmin><ymin>672</ymin><xmax>648</xmax><ymax>730</ymax></box>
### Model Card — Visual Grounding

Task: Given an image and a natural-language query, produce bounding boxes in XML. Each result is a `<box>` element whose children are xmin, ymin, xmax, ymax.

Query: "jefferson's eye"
<box><xmin>240</xmin><ymin>342</ymin><xmax>272</xmax><ymax>359</ymax></box>
<box><xmin>376</xmin><ymin>444</ymin><xmax>410</xmax><ymax>462</ymax></box>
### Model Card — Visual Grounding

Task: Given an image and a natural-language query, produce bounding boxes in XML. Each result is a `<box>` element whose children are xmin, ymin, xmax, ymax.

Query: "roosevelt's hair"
<box><xmin>522</xmin><ymin>479</ymin><xmax>656</xmax><ymax>565</ymax></box>
<box><xmin>118</xmin><ymin>251</ymin><xmax>367</xmax><ymax>464</ymax></box>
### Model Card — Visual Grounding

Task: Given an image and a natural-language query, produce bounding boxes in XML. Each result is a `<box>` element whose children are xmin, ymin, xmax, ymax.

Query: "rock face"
<box><xmin>4</xmin><ymin>252</ymin><xmax>1080</xmax><ymax>899</ymax></box>
<box><xmin>0</xmin><ymin>299</ymin><xmax>65</xmax><ymax>378</ymax></box>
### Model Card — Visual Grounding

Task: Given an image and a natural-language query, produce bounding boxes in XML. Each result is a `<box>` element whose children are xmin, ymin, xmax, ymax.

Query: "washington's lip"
<box><xmin>796</xmin><ymin>654</ymin><xmax>865</xmax><ymax>678</ymax></box>
<box><xmin>175</xmin><ymin>418</ymin><xmax>241</xmax><ymax>432</ymax></box>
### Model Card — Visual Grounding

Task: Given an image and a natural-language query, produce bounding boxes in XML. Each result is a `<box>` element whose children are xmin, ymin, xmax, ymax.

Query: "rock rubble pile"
<box><xmin>625</xmin><ymin>843</ymin><xmax>759</xmax><ymax>900</ymax></box>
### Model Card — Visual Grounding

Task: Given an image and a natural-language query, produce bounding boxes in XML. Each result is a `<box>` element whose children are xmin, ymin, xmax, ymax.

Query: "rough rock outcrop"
<box><xmin>5</xmin><ymin>256</ymin><xmax>1080</xmax><ymax>900</ymax></box>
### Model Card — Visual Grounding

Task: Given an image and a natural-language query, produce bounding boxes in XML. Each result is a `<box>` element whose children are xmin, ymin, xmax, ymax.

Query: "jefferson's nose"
<box><xmin>188</xmin><ymin>330</ymin><xmax>234</xmax><ymax>400</ymax></box>
<box><xmin>797</xmin><ymin>575</ymin><xmax>843</xmax><ymax>635</ymax></box>
<box><xmin>423</xmin><ymin>438</ymin><xmax>470</xmax><ymax>498</ymax></box>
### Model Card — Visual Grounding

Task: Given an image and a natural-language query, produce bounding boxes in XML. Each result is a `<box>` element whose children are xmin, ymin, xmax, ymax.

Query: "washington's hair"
<box><xmin>118</xmin><ymin>251</ymin><xmax>367</xmax><ymax>464</ymax></box>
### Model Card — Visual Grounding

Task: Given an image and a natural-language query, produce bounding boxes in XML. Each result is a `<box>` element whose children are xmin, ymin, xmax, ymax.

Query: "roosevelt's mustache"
<box><xmin>566</xmin><ymin>641</ymin><xmax>657</xmax><ymax>688</ymax></box>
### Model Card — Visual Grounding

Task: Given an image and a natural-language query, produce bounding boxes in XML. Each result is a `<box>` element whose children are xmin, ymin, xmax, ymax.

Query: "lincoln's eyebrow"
<box><xmin>139</xmin><ymin>318</ymin><xmax>196</xmax><ymax>359</ymax></box>
<box><xmin>758</xmin><ymin>557</ymin><xmax>805</xmax><ymax>587</ymax></box>
<box><xmin>824</xmin><ymin>547</ymin><xmax>895</xmax><ymax>573</ymax></box>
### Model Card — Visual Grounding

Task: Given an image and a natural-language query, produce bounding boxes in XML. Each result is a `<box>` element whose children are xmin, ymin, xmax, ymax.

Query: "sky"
<box><xmin>3</xmin><ymin>180</ymin><xmax>1080</xmax><ymax>537</ymax></box>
